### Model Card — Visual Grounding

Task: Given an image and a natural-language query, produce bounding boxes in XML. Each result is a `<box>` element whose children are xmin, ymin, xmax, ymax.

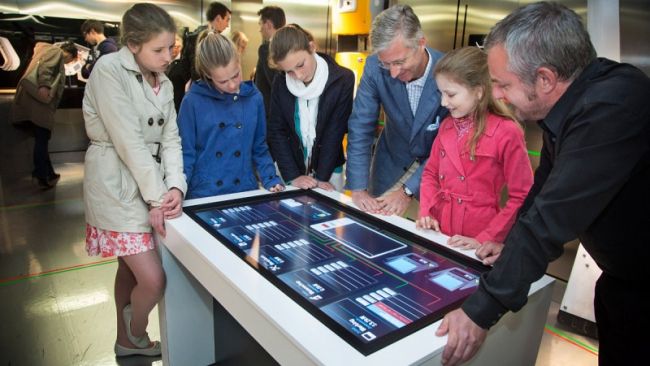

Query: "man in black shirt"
<box><xmin>437</xmin><ymin>3</ymin><xmax>650</xmax><ymax>366</ymax></box>
<box><xmin>255</xmin><ymin>6</ymin><xmax>286</xmax><ymax>118</ymax></box>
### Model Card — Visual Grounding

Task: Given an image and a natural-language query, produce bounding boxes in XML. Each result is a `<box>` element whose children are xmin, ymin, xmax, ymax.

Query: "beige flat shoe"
<box><xmin>122</xmin><ymin>304</ymin><xmax>152</xmax><ymax>349</ymax></box>
<box><xmin>114</xmin><ymin>341</ymin><xmax>161</xmax><ymax>357</ymax></box>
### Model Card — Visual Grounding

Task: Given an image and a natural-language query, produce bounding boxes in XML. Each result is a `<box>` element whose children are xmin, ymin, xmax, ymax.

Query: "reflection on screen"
<box><xmin>185</xmin><ymin>192</ymin><xmax>486</xmax><ymax>355</ymax></box>
<box><xmin>311</xmin><ymin>218</ymin><xmax>406</xmax><ymax>259</ymax></box>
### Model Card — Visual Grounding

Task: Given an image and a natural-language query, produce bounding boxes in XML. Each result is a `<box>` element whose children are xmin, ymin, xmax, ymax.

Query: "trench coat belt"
<box><xmin>431</xmin><ymin>189</ymin><xmax>496</xmax><ymax>208</ymax></box>
<box><xmin>89</xmin><ymin>140</ymin><xmax>162</xmax><ymax>160</ymax></box>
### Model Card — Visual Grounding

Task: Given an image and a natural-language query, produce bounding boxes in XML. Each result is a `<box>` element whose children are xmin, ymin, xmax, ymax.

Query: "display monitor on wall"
<box><xmin>184</xmin><ymin>190</ymin><xmax>489</xmax><ymax>355</ymax></box>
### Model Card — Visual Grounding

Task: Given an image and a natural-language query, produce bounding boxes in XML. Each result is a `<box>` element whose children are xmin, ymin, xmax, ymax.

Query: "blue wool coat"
<box><xmin>178</xmin><ymin>80</ymin><xmax>281</xmax><ymax>199</ymax></box>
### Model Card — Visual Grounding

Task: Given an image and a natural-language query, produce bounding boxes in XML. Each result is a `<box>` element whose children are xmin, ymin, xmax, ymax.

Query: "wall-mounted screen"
<box><xmin>184</xmin><ymin>190</ymin><xmax>488</xmax><ymax>355</ymax></box>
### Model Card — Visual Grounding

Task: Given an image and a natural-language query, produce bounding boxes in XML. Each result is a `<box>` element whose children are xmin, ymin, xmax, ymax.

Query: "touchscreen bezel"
<box><xmin>183</xmin><ymin>190</ymin><xmax>489</xmax><ymax>355</ymax></box>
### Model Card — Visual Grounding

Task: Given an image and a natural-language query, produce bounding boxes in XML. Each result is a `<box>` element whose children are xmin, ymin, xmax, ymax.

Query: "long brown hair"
<box><xmin>121</xmin><ymin>3</ymin><xmax>176</xmax><ymax>47</ymax></box>
<box><xmin>269</xmin><ymin>24</ymin><xmax>314</xmax><ymax>67</ymax></box>
<box><xmin>434</xmin><ymin>46</ymin><xmax>517</xmax><ymax>159</ymax></box>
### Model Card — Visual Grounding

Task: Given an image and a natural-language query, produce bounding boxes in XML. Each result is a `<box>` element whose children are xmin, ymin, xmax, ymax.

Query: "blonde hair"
<box><xmin>434</xmin><ymin>46</ymin><xmax>517</xmax><ymax>159</ymax></box>
<box><xmin>195</xmin><ymin>30</ymin><xmax>238</xmax><ymax>82</ymax></box>
<box><xmin>231</xmin><ymin>30</ymin><xmax>248</xmax><ymax>53</ymax></box>
<box><xmin>121</xmin><ymin>3</ymin><xmax>176</xmax><ymax>47</ymax></box>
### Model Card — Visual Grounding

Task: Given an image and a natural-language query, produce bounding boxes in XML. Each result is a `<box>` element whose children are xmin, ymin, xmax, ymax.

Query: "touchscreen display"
<box><xmin>185</xmin><ymin>190</ymin><xmax>488</xmax><ymax>355</ymax></box>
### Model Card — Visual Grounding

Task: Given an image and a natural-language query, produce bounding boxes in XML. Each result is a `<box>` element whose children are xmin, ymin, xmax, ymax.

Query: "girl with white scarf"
<box><xmin>267</xmin><ymin>25</ymin><xmax>354</xmax><ymax>192</ymax></box>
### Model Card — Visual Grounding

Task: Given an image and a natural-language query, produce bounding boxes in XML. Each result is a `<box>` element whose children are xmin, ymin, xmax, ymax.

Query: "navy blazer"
<box><xmin>267</xmin><ymin>53</ymin><xmax>354</xmax><ymax>183</ymax></box>
<box><xmin>346</xmin><ymin>47</ymin><xmax>446</xmax><ymax>197</ymax></box>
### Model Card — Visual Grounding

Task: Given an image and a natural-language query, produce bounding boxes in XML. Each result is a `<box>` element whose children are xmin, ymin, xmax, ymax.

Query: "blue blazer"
<box><xmin>346</xmin><ymin>47</ymin><xmax>446</xmax><ymax>197</ymax></box>
<box><xmin>178</xmin><ymin>80</ymin><xmax>281</xmax><ymax>199</ymax></box>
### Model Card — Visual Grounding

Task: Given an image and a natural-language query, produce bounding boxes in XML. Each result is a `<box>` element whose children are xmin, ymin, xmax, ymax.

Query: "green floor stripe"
<box><xmin>528</xmin><ymin>150</ymin><xmax>541</xmax><ymax>157</ymax></box>
<box><xmin>545</xmin><ymin>324</ymin><xmax>599</xmax><ymax>354</ymax></box>
<box><xmin>0</xmin><ymin>259</ymin><xmax>117</xmax><ymax>287</ymax></box>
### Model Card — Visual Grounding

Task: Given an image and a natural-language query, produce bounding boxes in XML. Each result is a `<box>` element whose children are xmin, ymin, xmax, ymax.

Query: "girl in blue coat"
<box><xmin>178</xmin><ymin>31</ymin><xmax>283</xmax><ymax>199</ymax></box>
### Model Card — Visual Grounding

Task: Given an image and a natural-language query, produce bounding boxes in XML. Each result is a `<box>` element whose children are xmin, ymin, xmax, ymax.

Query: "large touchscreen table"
<box><xmin>184</xmin><ymin>190</ymin><xmax>489</xmax><ymax>355</ymax></box>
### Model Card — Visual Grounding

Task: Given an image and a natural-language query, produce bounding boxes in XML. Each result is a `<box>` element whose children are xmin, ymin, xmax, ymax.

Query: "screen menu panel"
<box><xmin>184</xmin><ymin>190</ymin><xmax>488</xmax><ymax>355</ymax></box>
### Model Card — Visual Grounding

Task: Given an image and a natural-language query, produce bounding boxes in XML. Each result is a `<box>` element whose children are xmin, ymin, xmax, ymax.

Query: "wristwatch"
<box><xmin>402</xmin><ymin>185</ymin><xmax>414</xmax><ymax>198</ymax></box>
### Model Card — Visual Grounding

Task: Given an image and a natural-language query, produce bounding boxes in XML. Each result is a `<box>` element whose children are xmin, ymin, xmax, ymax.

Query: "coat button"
<box><xmin>234</xmin><ymin>178</ymin><xmax>240</xmax><ymax>185</ymax></box>
<box><xmin>216</xmin><ymin>180</ymin><xmax>223</xmax><ymax>186</ymax></box>
<box><xmin>457</xmin><ymin>198</ymin><xmax>462</xmax><ymax>204</ymax></box>
<box><xmin>233</xmin><ymin>95</ymin><xmax>238</xmax><ymax>101</ymax></box>
<box><xmin>441</xmin><ymin>150</ymin><xmax>445</xmax><ymax>157</ymax></box>
<box><xmin>234</xmin><ymin>150</ymin><xmax>241</xmax><ymax>157</ymax></box>
<box><xmin>148</xmin><ymin>118</ymin><xmax>154</xmax><ymax>126</ymax></box>
<box><xmin>459</xmin><ymin>175</ymin><xmax>465</xmax><ymax>181</ymax></box>
<box><xmin>158</xmin><ymin>118</ymin><xmax>164</xmax><ymax>126</ymax></box>
<box><xmin>439</xmin><ymin>174</ymin><xmax>444</xmax><ymax>180</ymax></box>
<box><xmin>216</xmin><ymin>151</ymin><xmax>222</xmax><ymax>158</ymax></box>
<box><xmin>235</xmin><ymin>122</ymin><xmax>242</xmax><ymax>129</ymax></box>
<box><xmin>219</xmin><ymin>122</ymin><xmax>225</xmax><ymax>128</ymax></box>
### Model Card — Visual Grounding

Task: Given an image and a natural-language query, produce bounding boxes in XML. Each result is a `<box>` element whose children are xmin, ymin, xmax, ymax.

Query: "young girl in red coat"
<box><xmin>417</xmin><ymin>47</ymin><xmax>533</xmax><ymax>252</ymax></box>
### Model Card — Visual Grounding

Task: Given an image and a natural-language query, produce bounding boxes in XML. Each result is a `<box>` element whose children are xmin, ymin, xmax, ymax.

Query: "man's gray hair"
<box><xmin>370</xmin><ymin>4</ymin><xmax>424</xmax><ymax>53</ymax></box>
<box><xmin>484</xmin><ymin>1</ymin><xmax>596</xmax><ymax>85</ymax></box>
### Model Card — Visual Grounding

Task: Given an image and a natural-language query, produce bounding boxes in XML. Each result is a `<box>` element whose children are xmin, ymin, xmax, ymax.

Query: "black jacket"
<box><xmin>82</xmin><ymin>37</ymin><xmax>118</xmax><ymax>78</ymax></box>
<box><xmin>255</xmin><ymin>41</ymin><xmax>280</xmax><ymax>117</ymax></box>
<box><xmin>462</xmin><ymin>58</ymin><xmax>650</xmax><ymax>329</ymax></box>
<box><xmin>267</xmin><ymin>53</ymin><xmax>354</xmax><ymax>183</ymax></box>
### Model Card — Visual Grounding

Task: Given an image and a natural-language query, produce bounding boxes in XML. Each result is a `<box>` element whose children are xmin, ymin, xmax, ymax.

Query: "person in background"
<box><xmin>436</xmin><ymin>3</ymin><xmax>650</xmax><ymax>366</ymax></box>
<box><xmin>80</xmin><ymin>19</ymin><xmax>118</xmax><ymax>78</ymax></box>
<box><xmin>346</xmin><ymin>4</ymin><xmax>446</xmax><ymax>216</ymax></box>
<box><xmin>416</xmin><ymin>46</ymin><xmax>532</xmax><ymax>251</ymax></box>
<box><xmin>231</xmin><ymin>30</ymin><xmax>249</xmax><ymax>55</ymax></box>
<box><xmin>267</xmin><ymin>25</ymin><xmax>354</xmax><ymax>192</ymax></box>
<box><xmin>11</xmin><ymin>41</ymin><xmax>77</xmax><ymax>189</ymax></box>
<box><xmin>82</xmin><ymin>3</ymin><xmax>186</xmax><ymax>357</ymax></box>
<box><xmin>171</xmin><ymin>33</ymin><xmax>183</xmax><ymax>60</ymax></box>
<box><xmin>178</xmin><ymin>31</ymin><xmax>283</xmax><ymax>199</ymax></box>
<box><xmin>206</xmin><ymin>2</ymin><xmax>231</xmax><ymax>34</ymax></box>
<box><xmin>255</xmin><ymin>5</ymin><xmax>286</xmax><ymax>117</ymax></box>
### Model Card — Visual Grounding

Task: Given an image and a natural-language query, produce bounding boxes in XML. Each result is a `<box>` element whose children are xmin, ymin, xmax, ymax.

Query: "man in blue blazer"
<box><xmin>346</xmin><ymin>4</ymin><xmax>446</xmax><ymax>216</ymax></box>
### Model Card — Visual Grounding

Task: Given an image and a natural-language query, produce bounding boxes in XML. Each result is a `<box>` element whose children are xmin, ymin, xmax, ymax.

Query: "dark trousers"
<box><xmin>594</xmin><ymin>273</ymin><xmax>649</xmax><ymax>365</ymax></box>
<box><xmin>32</xmin><ymin>123</ymin><xmax>55</xmax><ymax>179</ymax></box>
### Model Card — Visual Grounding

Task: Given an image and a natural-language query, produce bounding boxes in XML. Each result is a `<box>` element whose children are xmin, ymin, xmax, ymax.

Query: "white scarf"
<box><xmin>285</xmin><ymin>53</ymin><xmax>329</xmax><ymax>171</ymax></box>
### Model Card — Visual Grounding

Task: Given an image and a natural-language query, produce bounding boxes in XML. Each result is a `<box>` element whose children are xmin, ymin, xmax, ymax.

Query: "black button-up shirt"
<box><xmin>462</xmin><ymin>58</ymin><xmax>650</xmax><ymax>329</ymax></box>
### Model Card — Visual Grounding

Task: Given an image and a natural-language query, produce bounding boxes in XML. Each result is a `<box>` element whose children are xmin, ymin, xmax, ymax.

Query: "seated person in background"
<box><xmin>267</xmin><ymin>25</ymin><xmax>354</xmax><ymax>192</ymax></box>
<box><xmin>416</xmin><ymin>47</ymin><xmax>533</xmax><ymax>253</ymax></box>
<box><xmin>80</xmin><ymin>19</ymin><xmax>118</xmax><ymax>78</ymax></box>
<box><xmin>178</xmin><ymin>31</ymin><xmax>283</xmax><ymax>199</ymax></box>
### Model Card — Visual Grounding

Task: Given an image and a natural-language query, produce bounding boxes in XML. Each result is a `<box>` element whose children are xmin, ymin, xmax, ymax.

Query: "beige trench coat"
<box><xmin>83</xmin><ymin>47</ymin><xmax>187</xmax><ymax>233</ymax></box>
<box><xmin>11</xmin><ymin>42</ymin><xmax>65</xmax><ymax>130</ymax></box>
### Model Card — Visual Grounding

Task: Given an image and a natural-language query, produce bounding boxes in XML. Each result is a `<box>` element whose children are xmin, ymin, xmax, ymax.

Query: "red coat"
<box><xmin>419</xmin><ymin>113</ymin><xmax>533</xmax><ymax>243</ymax></box>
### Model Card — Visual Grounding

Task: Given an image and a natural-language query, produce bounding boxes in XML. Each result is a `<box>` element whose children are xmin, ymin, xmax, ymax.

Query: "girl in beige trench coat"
<box><xmin>82</xmin><ymin>4</ymin><xmax>186</xmax><ymax>357</ymax></box>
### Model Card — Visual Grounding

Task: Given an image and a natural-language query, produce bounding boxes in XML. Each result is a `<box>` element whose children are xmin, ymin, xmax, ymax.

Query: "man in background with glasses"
<box><xmin>346</xmin><ymin>4</ymin><xmax>446</xmax><ymax>217</ymax></box>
